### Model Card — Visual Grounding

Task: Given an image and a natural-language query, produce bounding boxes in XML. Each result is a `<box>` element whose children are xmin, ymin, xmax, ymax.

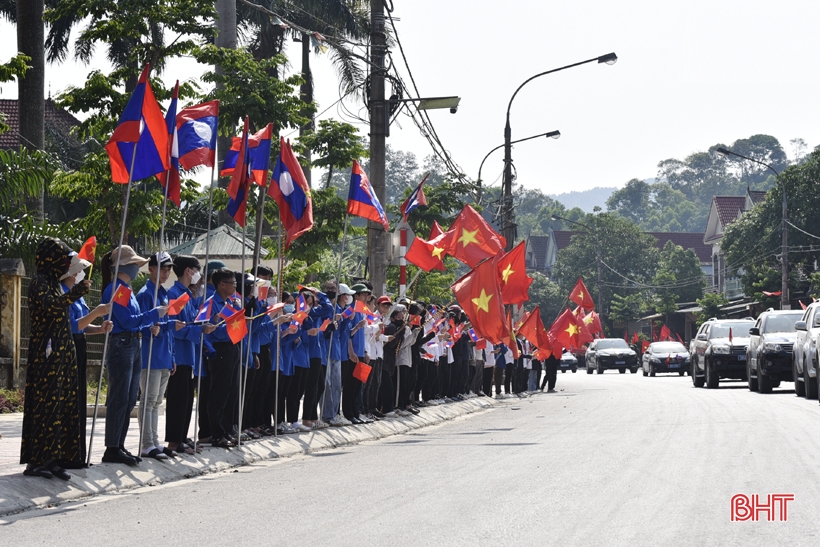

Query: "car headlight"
<box><xmin>764</xmin><ymin>342</ymin><xmax>782</xmax><ymax>352</ymax></box>
<box><xmin>650</xmin><ymin>358</ymin><xmax>661</xmax><ymax>364</ymax></box>
<box><xmin>712</xmin><ymin>345</ymin><xmax>730</xmax><ymax>355</ymax></box>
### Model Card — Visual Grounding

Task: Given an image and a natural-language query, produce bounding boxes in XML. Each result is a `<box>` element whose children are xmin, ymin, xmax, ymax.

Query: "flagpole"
<box><xmin>273</xmin><ymin>220</ymin><xmax>283</xmax><ymax>436</ymax></box>
<box><xmin>87</xmin><ymin>141</ymin><xmax>139</xmax><ymax>467</ymax></box>
<box><xmin>193</xmin><ymin>163</ymin><xmax>216</xmax><ymax>453</ymax></box>
<box><xmin>236</xmin><ymin>216</ymin><xmax>248</xmax><ymax>447</ymax></box>
<box><xmin>399</xmin><ymin>226</ymin><xmax>407</xmax><ymax>298</ymax></box>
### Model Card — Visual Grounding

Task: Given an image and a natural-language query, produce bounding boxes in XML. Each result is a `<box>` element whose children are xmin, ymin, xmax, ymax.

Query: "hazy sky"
<box><xmin>2</xmin><ymin>0</ymin><xmax>819</xmax><ymax>197</ymax></box>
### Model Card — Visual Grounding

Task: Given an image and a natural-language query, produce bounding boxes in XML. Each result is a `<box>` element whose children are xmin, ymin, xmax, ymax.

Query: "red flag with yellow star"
<box><xmin>569</xmin><ymin>277</ymin><xmax>595</xmax><ymax>310</ymax></box>
<box><xmin>498</xmin><ymin>240</ymin><xmax>533</xmax><ymax>305</ymax></box>
<box><xmin>77</xmin><ymin>236</ymin><xmax>97</xmax><ymax>263</ymax></box>
<box><xmin>445</xmin><ymin>205</ymin><xmax>506</xmax><ymax>268</ymax></box>
<box><xmin>429</xmin><ymin>221</ymin><xmax>445</xmax><ymax>240</ymax></box>
<box><xmin>451</xmin><ymin>255</ymin><xmax>509</xmax><ymax>344</ymax></box>
<box><xmin>581</xmin><ymin>310</ymin><xmax>603</xmax><ymax>336</ymax></box>
<box><xmin>573</xmin><ymin>307</ymin><xmax>595</xmax><ymax>345</ymax></box>
<box><xmin>405</xmin><ymin>236</ymin><xmax>446</xmax><ymax>272</ymax></box>
<box><xmin>226</xmin><ymin>308</ymin><xmax>249</xmax><ymax>344</ymax></box>
<box><xmin>503</xmin><ymin>307</ymin><xmax>520</xmax><ymax>359</ymax></box>
<box><xmin>517</xmin><ymin>305</ymin><xmax>553</xmax><ymax>359</ymax></box>
<box><xmin>549</xmin><ymin>308</ymin><xmax>582</xmax><ymax>351</ymax></box>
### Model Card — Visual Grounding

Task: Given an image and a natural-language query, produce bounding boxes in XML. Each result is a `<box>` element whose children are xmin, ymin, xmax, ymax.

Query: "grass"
<box><xmin>0</xmin><ymin>388</ymin><xmax>25</xmax><ymax>413</ymax></box>
<box><xmin>87</xmin><ymin>377</ymin><xmax>108</xmax><ymax>405</ymax></box>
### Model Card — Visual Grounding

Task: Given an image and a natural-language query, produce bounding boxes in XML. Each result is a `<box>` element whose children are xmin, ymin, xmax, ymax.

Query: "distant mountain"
<box><xmin>549</xmin><ymin>186</ymin><xmax>617</xmax><ymax>213</ymax></box>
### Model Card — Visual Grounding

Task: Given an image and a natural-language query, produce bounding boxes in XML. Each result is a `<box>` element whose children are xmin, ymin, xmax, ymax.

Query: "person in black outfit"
<box><xmin>541</xmin><ymin>352</ymin><xmax>559</xmax><ymax>392</ymax></box>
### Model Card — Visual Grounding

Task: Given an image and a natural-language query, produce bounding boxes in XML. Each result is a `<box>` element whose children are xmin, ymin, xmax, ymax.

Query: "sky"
<box><xmin>2</xmin><ymin>0</ymin><xmax>820</xmax><ymax>198</ymax></box>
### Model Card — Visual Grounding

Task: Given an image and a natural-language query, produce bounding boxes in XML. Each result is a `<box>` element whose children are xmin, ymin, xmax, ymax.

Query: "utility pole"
<box><xmin>781</xmin><ymin>185</ymin><xmax>789</xmax><ymax>309</ymax></box>
<box><xmin>369</xmin><ymin>0</ymin><xmax>388</xmax><ymax>296</ymax></box>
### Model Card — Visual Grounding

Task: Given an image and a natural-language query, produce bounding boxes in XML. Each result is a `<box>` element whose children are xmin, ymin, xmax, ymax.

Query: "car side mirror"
<box><xmin>748</xmin><ymin>327</ymin><xmax>760</xmax><ymax>336</ymax></box>
<box><xmin>697</xmin><ymin>334</ymin><xmax>707</xmax><ymax>341</ymax></box>
<box><xmin>795</xmin><ymin>321</ymin><xmax>807</xmax><ymax>331</ymax></box>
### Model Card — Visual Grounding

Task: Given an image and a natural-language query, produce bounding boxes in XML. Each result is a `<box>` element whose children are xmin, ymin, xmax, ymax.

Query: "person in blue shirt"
<box><xmin>286</xmin><ymin>291</ymin><xmax>312</xmax><ymax>432</ymax></box>
<box><xmin>136</xmin><ymin>252</ymin><xmax>181</xmax><ymax>460</ymax></box>
<box><xmin>323</xmin><ymin>281</ymin><xmax>352</xmax><ymax>426</ymax></box>
<box><xmin>342</xmin><ymin>284</ymin><xmax>371</xmax><ymax>424</ymax></box>
<box><xmin>274</xmin><ymin>292</ymin><xmax>298</xmax><ymax>434</ymax></box>
<box><xmin>59</xmin><ymin>255</ymin><xmax>112</xmax><ymax>468</ymax></box>
<box><xmin>165</xmin><ymin>255</ymin><xmax>215</xmax><ymax>455</ymax></box>
<box><xmin>302</xmin><ymin>287</ymin><xmax>334</xmax><ymax>429</ymax></box>
<box><xmin>100</xmin><ymin>246</ymin><xmax>168</xmax><ymax>466</ymax></box>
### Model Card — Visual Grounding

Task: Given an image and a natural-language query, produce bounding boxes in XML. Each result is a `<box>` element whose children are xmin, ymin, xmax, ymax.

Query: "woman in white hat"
<box><xmin>99</xmin><ymin>246</ymin><xmax>168</xmax><ymax>466</ymax></box>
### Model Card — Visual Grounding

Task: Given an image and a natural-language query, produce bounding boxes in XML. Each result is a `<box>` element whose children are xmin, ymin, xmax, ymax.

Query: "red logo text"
<box><xmin>731</xmin><ymin>494</ymin><xmax>794</xmax><ymax>521</ymax></box>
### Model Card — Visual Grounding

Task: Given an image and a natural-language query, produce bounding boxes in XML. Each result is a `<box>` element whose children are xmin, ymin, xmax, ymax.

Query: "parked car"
<box><xmin>642</xmin><ymin>341</ymin><xmax>690</xmax><ymax>376</ymax></box>
<box><xmin>793</xmin><ymin>302</ymin><xmax>820</xmax><ymax>399</ymax></box>
<box><xmin>690</xmin><ymin>318</ymin><xmax>754</xmax><ymax>388</ymax></box>
<box><xmin>559</xmin><ymin>351</ymin><xmax>578</xmax><ymax>373</ymax></box>
<box><xmin>585</xmin><ymin>338</ymin><xmax>639</xmax><ymax>374</ymax></box>
<box><xmin>746</xmin><ymin>309</ymin><xmax>802</xmax><ymax>393</ymax></box>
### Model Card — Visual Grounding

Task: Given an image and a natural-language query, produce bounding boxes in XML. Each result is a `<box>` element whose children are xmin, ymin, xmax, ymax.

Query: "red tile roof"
<box><xmin>526</xmin><ymin>235</ymin><xmax>550</xmax><ymax>270</ymax></box>
<box><xmin>553</xmin><ymin>230</ymin><xmax>574</xmax><ymax>251</ymax></box>
<box><xmin>650</xmin><ymin>232</ymin><xmax>711</xmax><ymax>264</ymax></box>
<box><xmin>0</xmin><ymin>99</ymin><xmax>81</xmax><ymax>150</ymax></box>
<box><xmin>747</xmin><ymin>190</ymin><xmax>767</xmax><ymax>205</ymax></box>
<box><xmin>713</xmin><ymin>196</ymin><xmax>746</xmax><ymax>227</ymax></box>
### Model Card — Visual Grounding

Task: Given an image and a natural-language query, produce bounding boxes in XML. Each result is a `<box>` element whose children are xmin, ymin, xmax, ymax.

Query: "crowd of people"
<box><xmin>20</xmin><ymin>237</ymin><xmax>561</xmax><ymax>480</ymax></box>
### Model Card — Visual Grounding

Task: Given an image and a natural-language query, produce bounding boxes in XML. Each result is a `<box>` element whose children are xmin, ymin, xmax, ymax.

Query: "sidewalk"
<box><xmin>0</xmin><ymin>396</ymin><xmax>498</xmax><ymax>516</ymax></box>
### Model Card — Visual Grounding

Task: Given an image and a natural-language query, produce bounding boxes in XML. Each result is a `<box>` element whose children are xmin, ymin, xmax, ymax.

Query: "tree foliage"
<box><xmin>299</xmin><ymin>118</ymin><xmax>367</xmax><ymax>189</ymax></box>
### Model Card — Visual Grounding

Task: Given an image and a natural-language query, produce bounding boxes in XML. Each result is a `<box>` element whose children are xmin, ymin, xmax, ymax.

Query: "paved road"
<box><xmin>3</xmin><ymin>371</ymin><xmax>820</xmax><ymax>546</ymax></box>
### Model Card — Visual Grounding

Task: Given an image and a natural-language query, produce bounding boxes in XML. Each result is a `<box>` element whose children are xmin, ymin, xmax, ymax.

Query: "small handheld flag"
<box><xmin>77</xmin><ymin>236</ymin><xmax>97</xmax><ymax>263</ymax></box>
<box><xmin>353</xmin><ymin>300</ymin><xmax>369</xmax><ymax>314</ymax></box>
<box><xmin>297</xmin><ymin>293</ymin><xmax>309</xmax><ymax>313</ymax></box>
<box><xmin>167</xmin><ymin>292</ymin><xmax>190</xmax><ymax>316</ymax></box>
<box><xmin>467</xmin><ymin>328</ymin><xmax>479</xmax><ymax>342</ymax></box>
<box><xmin>342</xmin><ymin>306</ymin><xmax>354</xmax><ymax>319</ymax></box>
<box><xmin>226</xmin><ymin>309</ymin><xmax>248</xmax><ymax>344</ymax></box>
<box><xmin>319</xmin><ymin>318</ymin><xmax>332</xmax><ymax>331</ymax></box>
<box><xmin>112</xmin><ymin>285</ymin><xmax>133</xmax><ymax>307</ymax></box>
<box><xmin>196</xmin><ymin>299</ymin><xmax>213</xmax><ymax>322</ymax></box>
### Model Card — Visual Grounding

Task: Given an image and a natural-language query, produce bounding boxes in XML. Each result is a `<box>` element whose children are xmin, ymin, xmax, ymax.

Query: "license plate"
<box><xmin>615</xmin><ymin>361</ymin><xmax>625</xmax><ymax>365</ymax></box>
<box><xmin>737</xmin><ymin>355</ymin><xmax>746</xmax><ymax>361</ymax></box>
<box><xmin>668</xmin><ymin>363</ymin><xmax>679</xmax><ymax>368</ymax></box>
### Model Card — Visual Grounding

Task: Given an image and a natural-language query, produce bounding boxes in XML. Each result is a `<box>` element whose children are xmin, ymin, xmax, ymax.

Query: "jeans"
<box><xmin>138</xmin><ymin>368</ymin><xmax>171</xmax><ymax>451</ymax></box>
<box><xmin>105</xmin><ymin>335</ymin><xmax>142</xmax><ymax>448</ymax></box>
<box><xmin>321</xmin><ymin>359</ymin><xmax>342</xmax><ymax>421</ymax></box>
<box><xmin>528</xmin><ymin>369</ymin><xmax>538</xmax><ymax>392</ymax></box>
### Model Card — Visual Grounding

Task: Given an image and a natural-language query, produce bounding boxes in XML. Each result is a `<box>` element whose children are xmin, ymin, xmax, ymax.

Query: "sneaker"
<box><xmin>407</xmin><ymin>407</ymin><xmax>420</xmax><ymax>415</ymax></box>
<box><xmin>292</xmin><ymin>422</ymin><xmax>311</xmax><ymax>433</ymax></box>
<box><xmin>395</xmin><ymin>409</ymin><xmax>412</xmax><ymax>417</ymax></box>
<box><xmin>329</xmin><ymin>416</ymin><xmax>346</xmax><ymax>427</ymax></box>
<box><xmin>373</xmin><ymin>410</ymin><xmax>386</xmax><ymax>418</ymax></box>
<box><xmin>383</xmin><ymin>411</ymin><xmax>398</xmax><ymax>418</ymax></box>
<box><xmin>277</xmin><ymin>423</ymin><xmax>296</xmax><ymax>434</ymax></box>
<box><xmin>357</xmin><ymin>414</ymin><xmax>373</xmax><ymax>424</ymax></box>
<box><xmin>548</xmin><ymin>388</ymin><xmax>556</xmax><ymax>393</ymax></box>
<box><xmin>350</xmin><ymin>416</ymin><xmax>363</xmax><ymax>424</ymax></box>
<box><xmin>314</xmin><ymin>419</ymin><xmax>330</xmax><ymax>429</ymax></box>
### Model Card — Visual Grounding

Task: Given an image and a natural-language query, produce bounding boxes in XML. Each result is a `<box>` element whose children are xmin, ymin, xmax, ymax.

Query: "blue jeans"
<box><xmin>528</xmin><ymin>369</ymin><xmax>538</xmax><ymax>392</ymax></box>
<box><xmin>321</xmin><ymin>359</ymin><xmax>342</xmax><ymax>421</ymax></box>
<box><xmin>105</xmin><ymin>334</ymin><xmax>142</xmax><ymax>448</ymax></box>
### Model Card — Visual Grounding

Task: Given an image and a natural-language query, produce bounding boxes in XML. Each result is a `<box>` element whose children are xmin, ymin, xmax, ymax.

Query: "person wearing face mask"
<box><xmin>99</xmin><ymin>246</ymin><xmax>169</xmax><ymax>466</ymax></box>
<box><xmin>21</xmin><ymin>239</ymin><xmax>93</xmax><ymax>480</ymax></box>
<box><xmin>252</xmin><ymin>266</ymin><xmax>275</xmax><ymax>434</ymax></box>
<box><xmin>324</xmin><ymin>282</ymin><xmax>353</xmax><ymax>427</ymax></box>
<box><xmin>60</xmin><ymin>254</ymin><xmax>113</xmax><ymax>468</ymax></box>
<box><xmin>381</xmin><ymin>307</ymin><xmax>405</xmax><ymax>417</ymax></box>
<box><xmin>302</xmin><ymin>286</ymin><xmax>334</xmax><ymax>429</ymax></box>
<box><xmin>275</xmin><ymin>293</ymin><xmax>299</xmax><ymax>433</ymax></box>
<box><xmin>165</xmin><ymin>255</ymin><xmax>215</xmax><ymax>454</ymax></box>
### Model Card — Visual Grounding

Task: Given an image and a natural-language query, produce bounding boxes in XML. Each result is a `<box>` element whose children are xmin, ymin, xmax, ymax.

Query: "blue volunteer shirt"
<box><xmin>137</xmin><ymin>280</ymin><xmax>174</xmax><ymax>371</ymax></box>
<box><xmin>62</xmin><ymin>282</ymin><xmax>89</xmax><ymax>335</ymax></box>
<box><xmin>168</xmin><ymin>280</ymin><xmax>204</xmax><ymax>368</ymax></box>
<box><xmin>103</xmin><ymin>278</ymin><xmax>160</xmax><ymax>334</ymax></box>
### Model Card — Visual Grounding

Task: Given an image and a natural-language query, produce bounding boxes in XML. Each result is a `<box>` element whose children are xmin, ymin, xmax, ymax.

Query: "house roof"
<box><xmin>0</xmin><ymin>99</ymin><xmax>83</xmax><ymax>150</ymax></box>
<box><xmin>553</xmin><ymin>230</ymin><xmax>574</xmax><ymax>251</ymax></box>
<box><xmin>650</xmin><ymin>232</ymin><xmax>711</xmax><ymax>264</ymax></box>
<box><xmin>747</xmin><ymin>190</ymin><xmax>767</xmax><ymax>205</ymax></box>
<box><xmin>713</xmin><ymin>196</ymin><xmax>746</xmax><ymax>227</ymax></box>
<box><xmin>526</xmin><ymin>235</ymin><xmax>550</xmax><ymax>269</ymax></box>
<box><xmin>166</xmin><ymin>225</ymin><xmax>270</xmax><ymax>259</ymax></box>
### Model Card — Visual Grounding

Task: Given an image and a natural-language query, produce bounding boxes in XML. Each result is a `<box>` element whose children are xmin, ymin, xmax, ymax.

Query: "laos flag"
<box><xmin>156</xmin><ymin>81</ymin><xmax>181</xmax><ymax>207</ymax></box>
<box><xmin>176</xmin><ymin>100</ymin><xmax>219</xmax><ymax>171</ymax></box>
<box><xmin>400</xmin><ymin>173</ymin><xmax>429</xmax><ymax>221</ymax></box>
<box><xmin>268</xmin><ymin>137</ymin><xmax>314</xmax><ymax>249</ymax></box>
<box><xmin>220</xmin><ymin>124</ymin><xmax>273</xmax><ymax>186</ymax></box>
<box><xmin>347</xmin><ymin>160</ymin><xmax>389</xmax><ymax>231</ymax></box>
<box><xmin>225</xmin><ymin>117</ymin><xmax>251</xmax><ymax>226</ymax></box>
<box><xmin>105</xmin><ymin>64</ymin><xmax>169</xmax><ymax>183</ymax></box>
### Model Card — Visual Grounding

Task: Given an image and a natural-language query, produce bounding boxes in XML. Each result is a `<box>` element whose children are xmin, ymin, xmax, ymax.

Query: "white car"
<box><xmin>793</xmin><ymin>302</ymin><xmax>820</xmax><ymax>399</ymax></box>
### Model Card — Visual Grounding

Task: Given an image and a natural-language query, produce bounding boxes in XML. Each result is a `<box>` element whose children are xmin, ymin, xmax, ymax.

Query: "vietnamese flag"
<box><xmin>631</xmin><ymin>331</ymin><xmax>640</xmax><ymax>344</ymax></box>
<box><xmin>660</xmin><ymin>324</ymin><xmax>672</xmax><ymax>341</ymax></box>
<box><xmin>503</xmin><ymin>308</ymin><xmax>520</xmax><ymax>359</ymax></box>
<box><xmin>429</xmin><ymin>221</ymin><xmax>445</xmax><ymax>240</ymax></box>
<box><xmin>569</xmin><ymin>278</ymin><xmax>595</xmax><ymax>310</ymax></box>
<box><xmin>445</xmin><ymin>205</ymin><xmax>506</xmax><ymax>268</ymax></box>
<box><xmin>410</xmin><ymin>315</ymin><xmax>422</xmax><ymax>326</ymax></box>
<box><xmin>226</xmin><ymin>309</ymin><xmax>248</xmax><ymax>344</ymax></box>
<box><xmin>112</xmin><ymin>284</ymin><xmax>133</xmax><ymax>307</ymax></box>
<box><xmin>549</xmin><ymin>308</ymin><xmax>581</xmax><ymax>352</ymax></box>
<box><xmin>498</xmin><ymin>240</ymin><xmax>533</xmax><ymax>305</ymax></box>
<box><xmin>451</xmin><ymin>255</ymin><xmax>509</xmax><ymax>344</ymax></box>
<box><xmin>353</xmin><ymin>300</ymin><xmax>369</xmax><ymax>314</ymax></box>
<box><xmin>319</xmin><ymin>318</ymin><xmax>332</xmax><ymax>331</ymax></box>
<box><xmin>517</xmin><ymin>305</ymin><xmax>553</xmax><ymax>358</ymax></box>
<box><xmin>405</xmin><ymin>236</ymin><xmax>446</xmax><ymax>272</ymax></box>
<box><xmin>641</xmin><ymin>340</ymin><xmax>650</xmax><ymax>353</ymax></box>
<box><xmin>77</xmin><ymin>236</ymin><xmax>97</xmax><ymax>263</ymax></box>
<box><xmin>167</xmin><ymin>293</ymin><xmax>190</xmax><ymax>316</ymax></box>
<box><xmin>581</xmin><ymin>310</ymin><xmax>603</xmax><ymax>337</ymax></box>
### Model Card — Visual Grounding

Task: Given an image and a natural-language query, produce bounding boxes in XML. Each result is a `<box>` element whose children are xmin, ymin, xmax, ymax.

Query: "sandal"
<box><xmin>141</xmin><ymin>448</ymin><xmax>169</xmax><ymax>460</ymax></box>
<box><xmin>23</xmin><ymin>464</ymin><xmax>53</xmax><ymax>479</ymax></box>
<box><xmin>212</xmin><ymin>437</ymin><xmax>234</xmax><ymax>449</ymax></box>
<box><xmin>161</xmin><ymin>447</ymin><xmax>179</xmax><ymax>458</ymax></box>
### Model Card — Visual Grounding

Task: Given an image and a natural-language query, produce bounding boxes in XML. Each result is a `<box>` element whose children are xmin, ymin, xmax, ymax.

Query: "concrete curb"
<box><xmin>0</xmin><ymin>396</ymin><xmax>498</xmax><ymax>516</ymax></box>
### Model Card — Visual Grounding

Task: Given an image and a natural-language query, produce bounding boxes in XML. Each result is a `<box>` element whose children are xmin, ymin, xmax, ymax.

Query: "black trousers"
<box><xmin>422</xmin><ymin>359</ymin><xmax>437</xmax><ymax>401</ymax></box>
<box><xmin>287</xmin><ymin>366</ymin><xmax>308</xmax><ymax>423</ymax></box>
<box><xmin>397</xmin><ymin>366</ymin><xmax>412</xmax><ymax>409</ymax></box>
<box><xmin>303</xmin><ymin>358</ymin><xmax>324</xmax><ymax>421</ymax></box>
<box><xmin>276</xmin><ymin>372</ymin><xmax>291</xmax><ymax>426</ymax></box>
<box><xmin>165</xmin><ymin>364</ymin><xmax>194</xmax><ymax>444</ymax></box>
<box><xmin>482</xmin><ymin>367</ymin><xmax>494</xmax><ymax>395</ymax></box>
<box><xmin>250</xmin><ymin>344</ymin><xmax>272</xmax><ymax>427</ymax></box>
<box><xmin>439</xmin><ymin>358</ymin><xmax>450</xmax><ymax>399</ymax></box>
<box><xmin>73</xmin><ymin>334</ymin><xmax>87</xmax><ymax>466</ymax></box>
<box><xmin>532</xmin><ymin>361</ymin><xmax>543</xmax><ymax>391</ymax></box>
<box><xmin>414</xmin><ymin>359</ymin><xmax>428</xmax><ymax>402</ymax></box>
<box><xmin>504</xmin><ymin>365</ymin><xmax>514</xmax><ymax>394</ymax></box>
<box><xmin>196</xmin><ymin>374</ymin><xmax>211</xmax><ymax>441</ymax></box>
<box><xmin>207</xmin><ymin>343</ymin><xmax>239</xmax><ymax>440</ymax></box>
<box><xmin>380</xmin><ymin>366</ymin><xmax>395</xmax><ymax>413</ymax></box>
<box><xmin>341</xmin><ymin>360</ymin><xmax>362</xmax><ymax>420</ymax></box>
<box><xmin>541</xmin><ymin>363</ymin><xmax>557</xmax><ymax>391</ymax></box>
<box><xmin>366</xmin><ymin>358</ymin><xmax>383</xmax><ymax>414</ymax></box>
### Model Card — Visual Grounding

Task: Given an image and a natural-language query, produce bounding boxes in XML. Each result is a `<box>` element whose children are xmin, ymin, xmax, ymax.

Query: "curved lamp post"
<box><xmin>502</xmin><ymin>52</ymin><xmax>617</xmax><ymax>251</ymax></box>
<box><xmin>477</xmin><ymin>130</ymin><xmax>560</xmax><ymax>203</ymax></box>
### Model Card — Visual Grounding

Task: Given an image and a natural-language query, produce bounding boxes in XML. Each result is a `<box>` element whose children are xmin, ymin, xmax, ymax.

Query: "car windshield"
<box><xmin>597</xmin><ymin>339</ymin><xmax>629</xmax><ymax>350</ymax></box>
<box><xmin>762</xmin><ymin>313</ymin><xmax>802</xmax><ymax>333</ymax></box>
<box><xmin>652</xmin><ymin>342</ymin><xmax>686</xmax><ymax>353</ymax></box>
<box><xmin>709</xmin><ymin>323</ymin><xmax>751</xmax><ymax>338</ymax></box>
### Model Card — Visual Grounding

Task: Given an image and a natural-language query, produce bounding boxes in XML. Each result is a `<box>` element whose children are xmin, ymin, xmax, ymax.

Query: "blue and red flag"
<box><xmin>195</xmin><ymin>298</ymin><xmax>213</xmax><ymax>322</ymax></box>
<box><xmin>226</xmin><ymin>117</ymin><xmax>251</xmax><ymax>226</ymax></box>
<box><xmin>467</xmin><ymin>328</ymin><xmax>479</xmax><ymax>342</ymax></box>
<box><xmin>268</xmin><ymin>137</ymin><xmax>314</xmax><ymax>248</ymax></box>
<box><xmin>347</xmin><ymin>160</ymin><xmax>389</xmax><ymax>231</ymax></box>
<box><xmin>297</xmin><ymin>293</ymin><xmax>308</xmax><ymax>314</ymax></box>
<box><xmin>156</xmin><ymin>81</ymin><xmax>181</xmax><ymax>207</ymax></box>
<box><xmin>176</xmin><ymin>100</ymin><xmax>219</xmax><ymax>171</ymax></box>
<box><xmin>400</xmin><ymin>173</ymin><xmax>429</xmax><ymax>221</ymax></box>
<box><xmin>105</xmin><ymin>64</ymin><xmax>169</xmax><ymax>183</ymax></box>
<box><xmin>342</xmin><ymin>306</ymin><xmax>354</xmax><ymax>319</ymax></box>
<box><xmin>220</xmin><ymin>124</ymin><xmax>273</xmax><ymax>186</ymax></box>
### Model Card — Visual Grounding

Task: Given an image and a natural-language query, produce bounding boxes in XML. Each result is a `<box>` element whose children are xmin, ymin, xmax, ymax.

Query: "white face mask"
<box><xmin>75</xmin><ymin>269</ymin><xmax>86</xmax><ymax>283</ymax></box>
<box><xmin>191</xmin><ymin>271</ymin><xmax>202</xmax><ymax>285</ymax></box>
<box><xmin>195</xmin><ymin>285</ymin><xmax>205</xmax><ymax>299</ymax></box>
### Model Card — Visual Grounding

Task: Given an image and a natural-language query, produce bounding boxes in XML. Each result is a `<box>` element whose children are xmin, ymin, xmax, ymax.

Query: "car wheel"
<box><xmin>806</xmin><ymin>354</ymin><xmax>819</xmax><ymax>400</ymax></box>
<box><xmin>630</xmin><ymin>367</ymin><xmax>638</xmax><ymax>374</ymax></box>
<box><xmin>758</xmin><ymin>361</ymin><xmax>773</xmax><ymax>394</ymax></box>
<box><xmin>692</xmin><ymin>359</ymin><xmax>704</xmax><ymax>387</ymax></box>
<box><xmin>747</xmin><ymin>360</ymin><xmax>758</xmax><ymax>392</ymax></box>
<box><xmin>561</xmin><ymin>369</ymin><xmax>566</xmax><ymax>373</ymax></box>
<box><xmin>678</xmin><ymin>371</ymin><xmax>685</xmax><ymax>376</ymax></box>
<box><xmin>572</xmin><ymin>367</ymin><xmax>577</xmax><ymax>373</ymax></box>
<box><xmin>649</xmin><ymin>364</ymin><xmax>655</xmax><ymax>377</ymax></box>
<box><xmin>619</xmin><ymin>368</ymin><xmax>626</xmax><ymax>374</ymax></box>
<box><xmin>586</xmin><ymin>366</ymin><xmax>593</xmax><ymax>374</ymax></box>
<box><xmin>794</xmin><ymin>356</ymin><xmax>805</xmax><ymax>397</ymax></box>
<box><xmin>706</xmin><ymin>361</ymin><xmax>719</xmax><ymax>389</ymax></box>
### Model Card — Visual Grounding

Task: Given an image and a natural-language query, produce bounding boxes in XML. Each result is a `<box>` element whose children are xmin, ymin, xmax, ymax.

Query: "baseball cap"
<box><xmin>338</xmin><ymin>283</ymin><xmax>355</xmax><ymax>296</ymax></box>
<box><xmin>377</xmin><ymin>296</ymin><xmax>392</xmax><ymax>305</ymax></box>
<box><xmin>148</xmin><ymin>251</ymin><xmax>174</xmax><ymax>267</ymax></box>
<box><xmin>350</xmin><ymin>283</ymin><xmax>371</xmax><ymax>294</ymax></box>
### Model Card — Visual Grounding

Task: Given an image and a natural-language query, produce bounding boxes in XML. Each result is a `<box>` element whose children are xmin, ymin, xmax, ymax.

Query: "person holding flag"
<box><xmin>100</xmin><ymin>246</ymin><xmax>168</xmax><ymax>466</ymax></box>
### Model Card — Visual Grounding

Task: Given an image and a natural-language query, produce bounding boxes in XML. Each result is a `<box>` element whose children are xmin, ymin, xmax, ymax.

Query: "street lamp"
<box><xmin>502</xmin><ymin>52</ymin><xmax>617</xmax><ymax>251</ymax></box>
<box><xmin>551</xmin><ymin>213</ymin><xmax>603</xmax><ymax>315</ymax></box>
<box><xmin>716</xmin><ymin>146</ymin><xmax>787</xmax><ymax>309</ymax></box>
<box><xmin>477</xmin><ymin>130</ymin><xmax>560</xmax><ymax>203</ymax></box>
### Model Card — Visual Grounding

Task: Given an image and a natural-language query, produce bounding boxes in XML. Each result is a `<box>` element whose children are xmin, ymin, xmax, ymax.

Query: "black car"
<box><xmin>642</xmin><ymin>341</ymin><xmax>690</xmax><ymax>376</ymax></box>
<box><xmin>559</xmin><ymin>351</ymin><xmax>578</xmax><ymax>373</ymax></box>
<box><xmin>746</xmin><ymin>309</ymin><xmax>802</xmax><ymax>393</ymax></box>
<box><xmin>690</xmin><ymin>318</ymin><xmax>754</xmax><ymax>388</ymax></box>
<box><xmin>585</xmin><ymin>338</ymin><xmax>639</xmax><ymax>374</ymax></box>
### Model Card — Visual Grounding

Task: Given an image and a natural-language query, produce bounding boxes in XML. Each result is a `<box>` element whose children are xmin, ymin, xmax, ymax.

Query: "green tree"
<box><xmin>299</xmin><ymin>119</ymin><xmax>368</xmax><ymax>189</ymax></box>
<box><xmin>606</xmin><ymin>178</ymin><xmax>649</xmax><ymax>224</ymax></box>
<box><xmin>696</xmin><ymin>292</ymin><xmax>729</xmax><ymax>326</ymax></box>
<box><xmin>609</xmin><ymin>293</ymin><xmax>645</xmax><ymax>338</ymax></box>
<box><xmin>526</xmin><ymin>272</ymin><xmax>568</xmax><ymax>327</ymax></box>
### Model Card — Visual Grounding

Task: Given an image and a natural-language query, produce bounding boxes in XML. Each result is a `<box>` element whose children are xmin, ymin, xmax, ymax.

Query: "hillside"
<box><xmin>549</xmin><ymin>187</ymin><xmax>616</xmax><ymax>213</ymax></box>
